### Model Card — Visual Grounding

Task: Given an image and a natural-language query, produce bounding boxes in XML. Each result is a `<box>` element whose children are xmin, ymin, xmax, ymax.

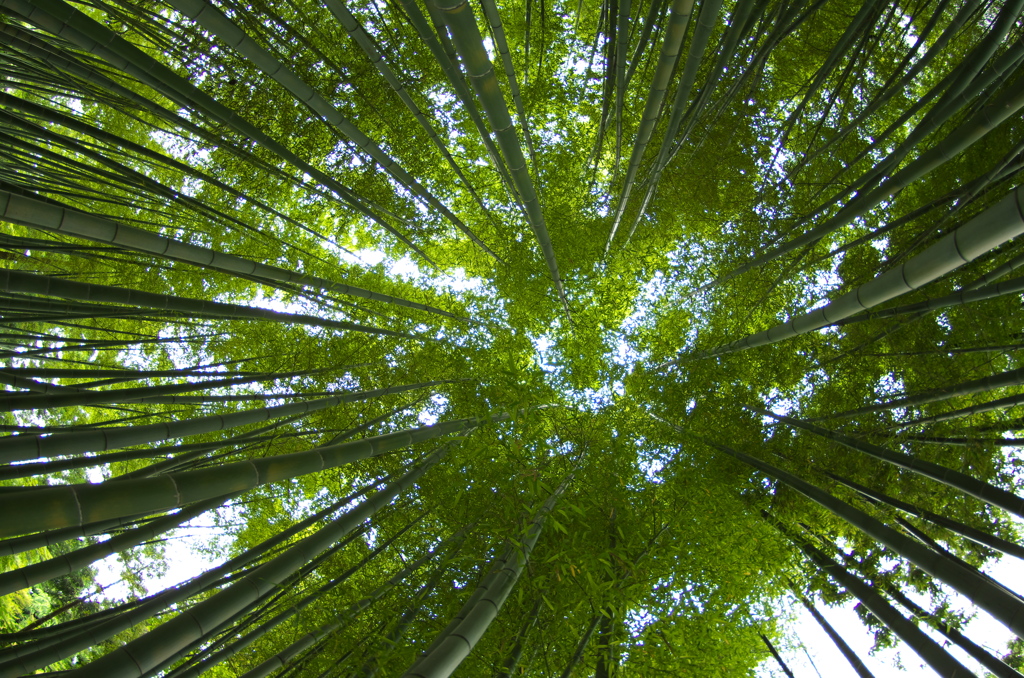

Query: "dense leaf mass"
<box><xmin>1</xmin><ymin>0</ymin><xmax>1024</xmax><ymax>675</ymax></box>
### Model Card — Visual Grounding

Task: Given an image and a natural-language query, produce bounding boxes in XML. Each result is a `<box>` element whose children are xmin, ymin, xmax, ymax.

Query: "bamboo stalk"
<box><xmin>674</xmin><ymin>184</ymin><xmax>1024</xmax><ymax>362</ymax></box>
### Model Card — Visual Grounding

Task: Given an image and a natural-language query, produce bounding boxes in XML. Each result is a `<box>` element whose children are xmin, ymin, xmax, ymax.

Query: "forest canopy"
<box><xmin>1</xmin><ymin>0</ymin><xmax>1024</xmax><ymax>675</ymax></box>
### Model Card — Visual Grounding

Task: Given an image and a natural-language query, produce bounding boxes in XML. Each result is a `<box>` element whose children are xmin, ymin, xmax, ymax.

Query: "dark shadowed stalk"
<box><xmin>792</xmin><ymin>589</ymin><xmax>876</xmax><ymax>678</ymax></box>
<box><xmin>654</xmin><ymin>415</ymin><xmax>1024</xmax><ymax>637</ymax></box>
<box><xmin>0</xmin><ymin>492</ymin><xmax>239</xmax><ymax>596</ymax></box>
<box><xmin>828</xmin><ymin>472</ymin><xmax>1024</xmax><ymax>560</ymax></box>
<box><xmin>0</xmin><ymin>482</ymin><xmax>380</xmax><ymax>673</ymax></box>
<box><xmin>751</xmin><ymin>407</ymin><xmax>1024</xmax><ymax>520</ymax></box>
<box><xmin>778</xmin><ymin>525</ymin><xmax>974</xmax><ymax>677</ymax></box>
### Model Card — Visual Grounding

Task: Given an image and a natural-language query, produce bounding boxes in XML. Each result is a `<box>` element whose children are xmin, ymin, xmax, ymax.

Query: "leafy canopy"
<box><xmin>1</xmin><ymin>0</ymin><xmax>1024</xmax><ymax>675</ymax></box>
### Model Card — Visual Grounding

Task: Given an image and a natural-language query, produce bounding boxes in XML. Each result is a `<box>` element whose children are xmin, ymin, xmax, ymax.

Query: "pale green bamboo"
<box><xmin>0</xmin><ymin>23</ymin><xmax>411</xmax><ymax>239</ymax></box>
<box><xmin>72</xmin><ymin>445</ymin><xmax>454</xmax><ymax>678</ymax></box>
<box><xmin>0</xmin><ymin>381</ymin><xmax>443</xmax><ymax>465</ymax></box>
<box><xmin>623</xmin><ymin>0</ymin><xmax>666</xmax><ymax>89</ymax></box>
<box><xmin>0</xmin><ymin>371</ymin><xmax>287</xmax><ymax>412</ymax></box>
<box><xmin>904</xmin><ymin>436</ymin><xmax>1024</xmax><ymax>446</ymax></box>
<box><xmin>649</xmin><ymin>0</ymin><xmax>727</xmax><ymax>172</ymax></box>
<box><xmin>0</xmin><ymin>190</ymin><xmax>461</xmax><ymax>320</ymax></box>
<box><xmin>779</xmin><ymin>0</ymin><xmax>882</xmax><ymax>149</ymax></box>
<box><xmin>666</xmin><ymin>0</ymin><xmax>762</xmax><ymax>161</ymax></box>
<box><xmin>0</xmin><ymin>438</ymin><xmax>236</xmax><ymax>480</ymax></box>
<box><xmin>0</xmin><ymin>268</ymin><xmax>415</xmax><ymax>337</ymax></box>
<box><xmin>704</xmin><ymin>437</ymin><xmax>1024</xmax><ymax>640</ymax></box>
<box><xmin>893</xmin><ymin>516</ymin><xmax>1024</xmax><ymax>605</ymax></box>
<box><xmin>880</xmin><ymin>580</ymin><xmax>1024</xmax><ymax>678</ymax></box>
<box><xmin>829</xmin><ymin>473</ymin><xmax>1024</xmax><ymax>561</ymax></box>
<box><xmin>402</xmin><ymin>476</ymin><xmax>568</xmax><ymax>677</ymax></box>
<box><xmin>829</xmin><ymin>366</ymin><xmax>1024</xmax><ymax>420</ymax></box>
<box><xmin>317</xmin><ymin>0</ymin><xmax>501</xmax><ymax>261</ymax></box>
<box><xmin>358</xmin><ymin>546</ymin><xmax>457</xmax><ymax>678</ymax></box>
<box><xmin>557</xmin><ymin>615</ymin><xmax>600</xmax><ymax>678</ymax></box>
<box><xmin>0</xmin><ymin>367</ymin><xmax>263</xmax><ymax>380</ymax></box>
<box><xmin>108</xmin><ymin>390</ymin><xmax>358</xmax><ymax>405</ymax></box>
<box><xmin>699</xmin><ymin>58</ymin><xmax>1024</xmax><ymax>294</ymax></box>
<box><xmin>157</xmin><ymin>516</ymin><xmax>426</xmax><ymax>678</ymax></box>
<box><xmin>0</xmin><ymin>493</ymin><xmax>236</xmax><ymax>595</ymax></box>
<box><xmin>0</xmin><ymin>413</ymin><xmax>496</xmax><ymax>537</ymax></box>
<box><xmin>0</xmin><ymin>512</ymin><xmax>154</xmax><ymax>557</ymax></box>
<box><xmin>154</xmin><ymin>529</ymin><xmax>367</xmax><ymax>678</ymax></box>
<box><xmin>857</xmin><ymin>343</ymin><xmax>1024</xmax><ymax>356</ymax></box>
<box><xmin>859</xmin><ymin>0</ymin><xmax>1024</xmax><ymax>191</ymax></box>
<box><xmin>496</xmin><ymin>597</ymin><xmax>543</xmax><ymax>678</ymax></box>
<box><xmin>0</xmin><ymin>484</ymin><xmax>379</xmax><ymax>673</ymax></box>
<box><xmin>793</xmin><ymin>591</ymin><xmax>876</xmax><ymax>678</ymax></box>
<box><xmin>404</xmin><ymin>544</ymin><xmax>513</xmax><ymax>671</ymax></box>
<box><xmin>116</xmin><ymin>414</ymin><xmax>308</xmax><ymax>479</ymax></box>
<box><xmin>612</xmin><ymin>0</ymin><xmax>631</xmax><ymax>170</ymax></box>
<box><xmin>963</xmin><ymin>246</ymin><xmax>1024</xmax><ymax>291</ymax></box>
<box><xmin>0</xmin><ymin>330</ymin><xmax>216</xmax><ymax>362</ymax></box>
<box><xmin>2</xmin><ymin>415</ymin><xmax>304</xmax><ymax>481</ymax></box>
<box><xmin>791</xmin><ymin>534</ymin><xmax>973</xmax><ymax>677</ymax></box>
<box><xmin>433</xmin><ymin>0</ymin><xmax>570</xmax><ymax>317</ymax></box>
<box><xmin>605</xmin><ymin>0</ymin><xmax>694</xmax><ymax>255</ymax></box>
<box><xmin>236</xmin><ymin>523</ymin><xmax>448</xmax><ymax>678</ymax></box>
<box><xmin>3</xmin><ymin>0</ymin><xmax>433</xmax><ymax>262</ymax></box>
<box><xmin>895</xmin><ymin>391</ymin><xmax>1024</xmax><ymax>429</ymax></box>
<box><xmin>165</xmin><ymin>0</ymin><xmax>486</xmax><ymax>260</ymax></box>
<box><xmin>395</xmin><ymin>0</ymin><xmax>522</xmax><ymax>209</ymax></box>
<box><xmin>322</xmin><ymin>396</ymin><xmax>426</xmax><ymax>446</ymax></box>
<box><xmin>0</xmin><ymin>92</ymin><xmax>328</xmax><ymax>251</ymax></box>
<box><xmin>673</xmin><ymin>184</ymin><xmax>1024</xmax><ymax>362</ymax></box>
<box><xmin>805</xmin><ymin>29</ymin><xmax>1024</xmax><ymax>224</ymax></box>
<box><xmin>479</xmin><ymin>0</ymin><xmax>538</xmax><ymax>168</ymax></box>
<box><xmin>624</xmin><ymin>0</ymin><xmax>745</xmax><ymax>246</ymax></box>
<box><xmin>795</xmin><ymin>0</ymin><xmax>972</xmax><ymax>171</ymax></box>
<box><xmin>135</xmin><ymin>597</ymin><xmax>269</xmax><ymax>678</ymax></box>
<box><xmin>834</xmin><ymin>273</ymin><xmax>1024</xmax><ymax>327</ymax></box>
<box><xmin>0</xmin><ymin>369</ymin><xmax>81</xmax><ymax>394</ymax></box>
<box><xmin>0</xmin><ymin>107</ymin><xmax>273</xmax><ymax>239</ymax></box>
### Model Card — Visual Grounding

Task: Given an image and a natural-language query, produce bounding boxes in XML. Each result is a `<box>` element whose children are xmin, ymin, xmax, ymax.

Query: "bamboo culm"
<box><xmin>673</xmin><ymin>184</ymin><xmax>1024</xmax><ymax>363</ymax></box>
<box><xmin>0</xmin><ymin>411</ymin><xmax>499</xmax><ymax>537</ymax></box>
<box><xmin>65</xmin><ymin>447</ymin><xmax>454</xmax><ymax>678</ymax></box>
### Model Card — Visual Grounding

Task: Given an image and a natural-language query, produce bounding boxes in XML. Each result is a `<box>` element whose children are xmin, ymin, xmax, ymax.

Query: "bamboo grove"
<box><xmin>0</xmin><ymin>0</ymin><xmax>1023</xmax><ymax>675</ymax></box>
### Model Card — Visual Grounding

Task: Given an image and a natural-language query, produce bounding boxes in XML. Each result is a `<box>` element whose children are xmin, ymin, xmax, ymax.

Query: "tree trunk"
<box><xmin>703</xmin><ymin>437</ymin><xmax>1024</xmax><ymax>637</ymax></box>
<box><xmin>0</xmin><ymin>411</ymin><xmax>488</xmax><ymax>536</ymax></box>
<box><xmin>828</xmin><ymin>471</ymin><xmax>1024</xmax><ymax>560</ymax></box>
<box><xmin>66</xmin><ymin>444</ymin><xmax>454</xmax><ymax>678</ymax></box>
<box><xmin>790</xmin><ymin>536</ymin><xmax>974</xmax><ymax>677</ymax></box>
<box><xmin>0</xmin><ymin>381</ymin><xmax>442</xmax><ymax>465</ymax></box>
<box><xmin>753</xmin><ymin>407</ymin><xmax>1024</xmax><ymax>520</ymax></box>
<box><xmin>759</xmin><ymin>633</ymin><xmax>795</xmax><ymax>678</ymax></box>
<box><xmin>0</xmin><ymin>492</ymin><xmax>237</xmax><ymax>595</ymax></box>
<box><xmin>557</xmin><ymin>615</ymin><xmax>600</xmax><ymax>678</ymax></box>
<box><xmin>828</xmin><ymin>365</ymin><xmax>1024</xmax><ymax>420</ymax></box>
<box><xmin>496</xmin><ymin>598</ymin><xmax>544</xmax><ymax>678</ymax></box>
<box><xmin>793</xmin><ymin>590</ymin><xmax>876</xmax><ymax>678</ymax></box>
<box><xmin>678</xmin><ymin>183</ymin><xmax>1024</xmax><ymax>362</ymax></box>
<box><xmin>402</xmin><ymin>474</ymin><xmax>570</xmax><ymax>678</ymax></box>
<box><xmin>0</xmin><ymin>483</ymin><xmax>379</xmax><ymax>674</ymax></box>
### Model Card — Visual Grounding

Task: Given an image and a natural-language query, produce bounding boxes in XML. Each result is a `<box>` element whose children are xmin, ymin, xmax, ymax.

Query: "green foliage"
<box><xmin>1</xmin><ymin>0</ymin><xmax>1024</xmax><ymax>676</ymax></box>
